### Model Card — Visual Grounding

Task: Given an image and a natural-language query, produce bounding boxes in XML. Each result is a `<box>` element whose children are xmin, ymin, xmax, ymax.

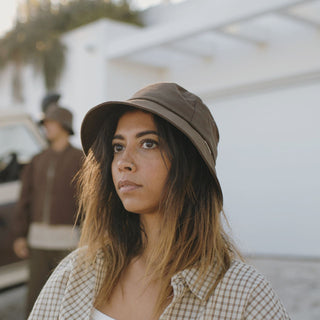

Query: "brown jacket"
<box><xmin>14</xmin><ymin>145</ymin><xmax>84</xmax><ymax>238</ymax></box>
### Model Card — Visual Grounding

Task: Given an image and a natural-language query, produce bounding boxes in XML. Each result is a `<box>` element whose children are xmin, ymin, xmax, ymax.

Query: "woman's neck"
<box><xmin>140</xmin><ymin>213</ymin><xmax>162</xmax><ymax>263</ymax></box>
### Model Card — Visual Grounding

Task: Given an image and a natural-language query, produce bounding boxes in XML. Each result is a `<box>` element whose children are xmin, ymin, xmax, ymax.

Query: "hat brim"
<box><xmin>39</xmin><ymin>117</ymin><xmax>74</xmax><ymax>135</ymax></box>
<box><xmin>81</xmin><ymin>99</ymin><xmax>221</xmax><ymax>194</ymax></box>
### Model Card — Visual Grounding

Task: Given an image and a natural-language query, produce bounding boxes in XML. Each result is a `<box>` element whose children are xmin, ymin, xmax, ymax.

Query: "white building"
<box><xmin>0</xmin><ymin>0</ymin><xmax>319</xmax><ymax>257</ymax></box>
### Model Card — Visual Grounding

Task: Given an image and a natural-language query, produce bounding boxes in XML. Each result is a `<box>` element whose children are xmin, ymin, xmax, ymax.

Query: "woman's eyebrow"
<box><xmin>112</xmin><ymin>134</ymin><xmax>124</xmax><ymax>141</ymax></box>
<box><xmin>112</xmin><ymin>130</ymin><xmax>158</xmax><ymax>140</ymax></box>
<box><xmin>136</xmin><ymin>130</ymin><xmax>158</xmax><ymax>138</ymax></box>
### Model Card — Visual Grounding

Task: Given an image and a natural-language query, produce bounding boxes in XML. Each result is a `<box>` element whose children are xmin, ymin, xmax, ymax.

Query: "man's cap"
<box><xmin>40</xmin><ymin>105</ymin><xmax>74</xmax><ymax>135</ymax></box>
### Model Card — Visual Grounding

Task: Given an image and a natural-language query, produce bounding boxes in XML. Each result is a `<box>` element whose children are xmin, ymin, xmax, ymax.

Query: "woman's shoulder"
<box><xmin>213</xmin><ymin>260</ymin><xmax>290</xmax><ymax>319</ymax></box>
<box><xmin>218</xmin><ymin>259</ymin><xmax>279</xmax><ymax>300</ymax></box>
<box><xmin>28</xmin><ymin>247</ymin><xmax>103</xmax><ymax>319</ymax></box>
<box><xmin>222</xmin><ymin>259</ymin><xmax>267</xmax><ymax>289</ymax></box>
<box><xmin>32</xmin><ymin>247</ymin><xmax>92</xmax><ymax>293</ymax></box>
<box><xmin>55</xmin><ymin>246</ymin><xmax>104</xmax><ymax>273</ymax></box>
<box><xmin>52</xmin><ymin>247</ymin><xmax>87</xmax><ymax>270</ymax></box>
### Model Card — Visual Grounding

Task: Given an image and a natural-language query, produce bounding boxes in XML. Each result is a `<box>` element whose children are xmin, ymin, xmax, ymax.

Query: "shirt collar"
<box><xmin>171</xmin><ymin>264</ymin><xmax>220</xmax><ymax>301</ymax></box>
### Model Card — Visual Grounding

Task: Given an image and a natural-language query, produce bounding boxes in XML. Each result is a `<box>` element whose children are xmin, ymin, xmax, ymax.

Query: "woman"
<box><xmin>28</xmin><ymin>83</ymin><xmax>290</xmax><ymax>320</ymax></box>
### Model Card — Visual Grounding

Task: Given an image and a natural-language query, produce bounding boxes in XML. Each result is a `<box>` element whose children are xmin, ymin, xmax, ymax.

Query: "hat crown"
<box><xmin>129</xmin><ymin>82</ymin><xmax>219</xmax><ymax>158</ymax></box>
<box><xmin>42</xmin><ymin>105</ymin><xmax>74</xmax><ymax>135</ymax></box>
<box><xmin>81</xmin><ymin>82</ymin><xmax>221</xmax><ymax>180</ymax></box>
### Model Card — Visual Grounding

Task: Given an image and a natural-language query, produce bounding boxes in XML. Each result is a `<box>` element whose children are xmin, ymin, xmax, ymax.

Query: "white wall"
<box><xmin>208</xmin><ymin>81</ymin><xmax>320</xmax><ymax>257</ymax></box>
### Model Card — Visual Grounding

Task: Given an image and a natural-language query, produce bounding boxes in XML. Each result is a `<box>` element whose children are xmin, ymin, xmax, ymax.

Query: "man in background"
<box><xmin>13</xmin><ymin>101</ymin><xmax>83</xmax><ymax>317</ymax></box>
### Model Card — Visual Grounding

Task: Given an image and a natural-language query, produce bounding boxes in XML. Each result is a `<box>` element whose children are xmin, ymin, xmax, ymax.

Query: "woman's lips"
<box><xmin>118</xmin><ymin>180</ymin><xmax>141</xmax><ymax>192</ymax></box>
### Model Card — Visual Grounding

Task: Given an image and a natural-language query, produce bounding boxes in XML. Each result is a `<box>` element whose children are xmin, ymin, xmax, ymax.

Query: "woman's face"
<box><xmin>111</xmin><ymin>110</ymin><xmax>170</xmax><ymax>216</ymax></box>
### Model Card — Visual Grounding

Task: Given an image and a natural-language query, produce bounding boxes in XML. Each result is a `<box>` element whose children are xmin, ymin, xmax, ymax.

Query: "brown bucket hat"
<box><xmin>81</xmin><ymin>82</ymin><xmax>221</xmax><ymax>191</ymax></box>
<box><xmin>40</xmin><ymin>104</ymin><xmax>74</xmax><ymax>135</ymax></box>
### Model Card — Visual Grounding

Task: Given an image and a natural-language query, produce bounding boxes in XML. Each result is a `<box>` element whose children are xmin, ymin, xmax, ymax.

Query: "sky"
<box><xmin>0</xmin><ymin>1</ymin><xmax>19</xmax><ymax>37</ymax></box>
<box><xmin>0</xmin><ymin>0</ymin><xmax>181</xmax><ymax>38</ymax></box>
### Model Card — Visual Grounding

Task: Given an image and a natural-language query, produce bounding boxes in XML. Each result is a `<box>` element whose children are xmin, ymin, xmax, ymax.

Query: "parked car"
<box><xmin>0</xmin><ymin>109</ymin><xmax>47</xmax><ymax>289</ymax></box>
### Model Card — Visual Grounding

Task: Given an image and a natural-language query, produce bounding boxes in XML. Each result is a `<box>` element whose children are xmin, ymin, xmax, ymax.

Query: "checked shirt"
<box><xmin>28</xmin><ymin>249</ymin><xmax>290</xmax><ymax>320</ymax></box>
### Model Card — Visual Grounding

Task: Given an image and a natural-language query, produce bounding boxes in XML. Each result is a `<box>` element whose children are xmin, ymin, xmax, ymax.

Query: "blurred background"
<box><xmin>0</xmin><ymin>0</ymin><xmax>319</xmax><ymax>319</ymax></box>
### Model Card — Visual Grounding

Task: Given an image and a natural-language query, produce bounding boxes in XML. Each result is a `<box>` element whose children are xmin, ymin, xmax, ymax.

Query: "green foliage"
<box><xmin>0</xmin><ymin>0</ymin><xmax>141</xmax><ymax>101</ymax></box>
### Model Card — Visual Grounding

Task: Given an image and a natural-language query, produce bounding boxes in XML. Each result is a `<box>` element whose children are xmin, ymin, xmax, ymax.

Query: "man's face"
<box><xmin>43</xmin><ymin>119</ymin><xmax>67</xmax><ymax>142</ymax></box>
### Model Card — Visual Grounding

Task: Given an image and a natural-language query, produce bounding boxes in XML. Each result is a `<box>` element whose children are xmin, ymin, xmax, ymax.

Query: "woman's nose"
<box><xmin>117</xmin><ymin>152</ymin><xmax>136</xmax><ymax>172</ymax></box>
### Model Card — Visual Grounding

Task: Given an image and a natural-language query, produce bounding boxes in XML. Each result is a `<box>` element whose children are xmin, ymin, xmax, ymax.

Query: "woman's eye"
<box><xmin>113</xmin><ymin>144</ymin><xmax>123</xmax><ymax>153</ymax></box>
<box><xmin>142</xmin><ymin>139</ymin><xmax>158</xmax><ymax>149</ymax></box>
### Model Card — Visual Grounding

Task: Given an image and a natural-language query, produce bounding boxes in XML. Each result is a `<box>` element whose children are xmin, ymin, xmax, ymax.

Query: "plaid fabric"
<box><xmin>28</xmin><ymin>249</ymin><xmax>290</xmax><ymax>320</ymax></box>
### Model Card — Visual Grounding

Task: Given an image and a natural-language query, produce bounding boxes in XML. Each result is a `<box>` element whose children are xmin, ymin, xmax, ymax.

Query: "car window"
<box><xmin>0</xmin><ymin>123</ymin><xmax>43</xmax><ymax>163</ymax></box>
<box><xmin>0</xmin><ymin>114</ymin><xmax>47</xmax><ymax>183</ymax></box>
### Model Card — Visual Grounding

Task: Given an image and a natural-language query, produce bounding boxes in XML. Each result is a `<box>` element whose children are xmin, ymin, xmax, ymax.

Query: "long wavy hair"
<box><xmin>77</xmin><ymin>106</ymin><xmax>239</xmax><ymax>315</ymax></box>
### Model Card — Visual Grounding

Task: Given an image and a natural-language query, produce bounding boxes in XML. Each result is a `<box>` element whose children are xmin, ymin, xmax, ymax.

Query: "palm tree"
<box><xmin>0</xmin><ymin>0</ymin><xmax>141</xmax><ymax>101</ymax></box>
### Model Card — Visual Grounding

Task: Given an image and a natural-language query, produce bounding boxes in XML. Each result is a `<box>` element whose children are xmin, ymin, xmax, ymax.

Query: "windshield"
<box><xmin>0</xmin><ymin>123</ymin><xmax>43</xmax><ymax>164</ymax></box>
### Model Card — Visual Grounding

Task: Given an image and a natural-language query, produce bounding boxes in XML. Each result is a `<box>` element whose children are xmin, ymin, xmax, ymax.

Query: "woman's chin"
<box><xmin>122</xmin><ymin>202</ymin><xmax>158</xmax><ymax>216</ymax></box>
